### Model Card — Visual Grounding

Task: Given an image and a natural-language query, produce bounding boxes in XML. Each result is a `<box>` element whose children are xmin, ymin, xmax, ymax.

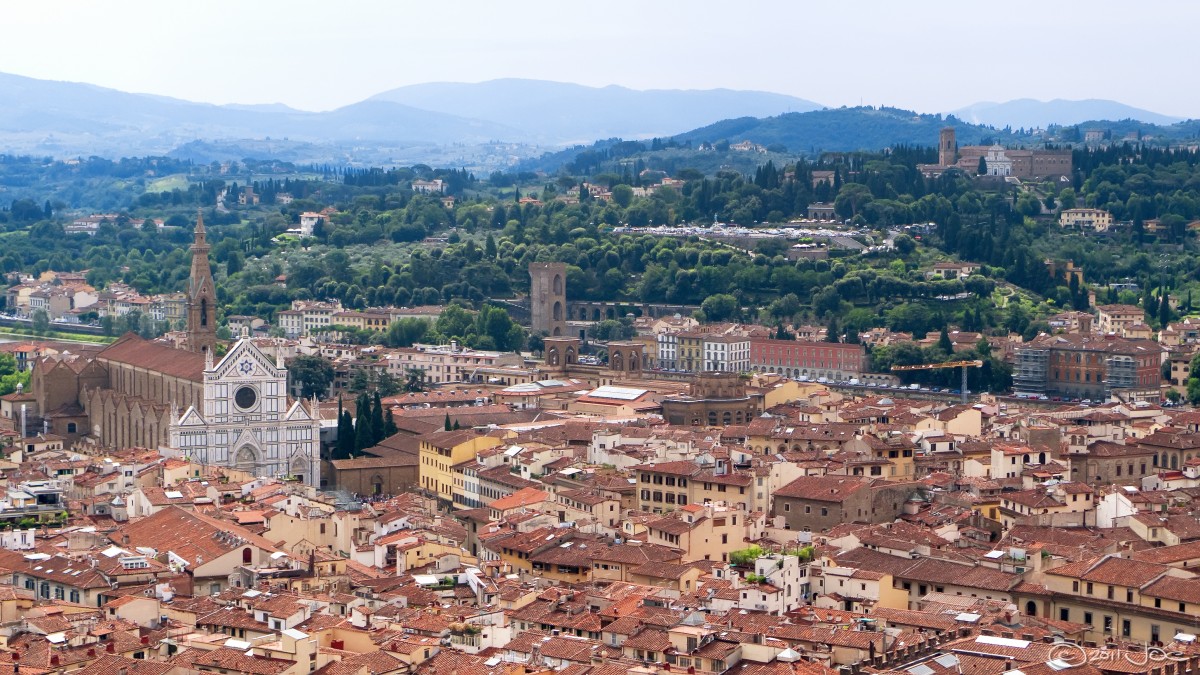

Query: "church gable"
<box><xmin>177</xmin><ymin>406</ymin><xmax>206</xmax><ymax>427</ymax></box>
<box><xmin>209</xmin><ymin>339</ymin><xmax>282</xmax><ymax>382</ymax></box>
<box><xmin>230</xmin><ymin>427</ymin><xmax>261</xmax><ymax>452</ymax></box>
<box><xmin>284</xmin><ymin>400</ymin><xmax>314</xmax><ymax>422</ymax></box>
<box><xmin>78</xmin><ymin>359</ymin><xmax>108</xmax><ymax>379</ymax></box>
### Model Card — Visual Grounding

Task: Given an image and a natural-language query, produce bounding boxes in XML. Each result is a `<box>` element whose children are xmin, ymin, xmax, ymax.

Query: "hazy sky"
<box><xmin>2</xmin><ymin>1</ymin><xmax>1193</xmax><ymax>116</ymax></box>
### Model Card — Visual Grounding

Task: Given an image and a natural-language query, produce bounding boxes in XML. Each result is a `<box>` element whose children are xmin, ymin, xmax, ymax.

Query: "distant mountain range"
<box><xmin>0</xmin><ymin>70</ymin><xmax>1192</xmax><ymax>167</ymax></box>
<box><xmin>0</xmin><ymin>71</ymin><xmax>518</xmax><ymax>158</ymax></box>
<box><xmin>0</xmin><ymin>73</ymin><xmax>821</xmax><ymax>160</ymax></box>
<box><xmin>952</xmin><ymin>98</ymin><xmax>1184</xmax><ymax>129</ymax></box>
<box><xmin>369</xmin><ymin>79</ymin><xmax>822</xmax><ymax>144</ymax></box>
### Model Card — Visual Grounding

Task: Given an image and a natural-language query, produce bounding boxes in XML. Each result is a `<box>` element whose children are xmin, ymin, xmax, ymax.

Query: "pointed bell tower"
<box><xmin>187</xmin><ymin>210</ymin><xmax>217</xmax><ymax>355</ymax></box>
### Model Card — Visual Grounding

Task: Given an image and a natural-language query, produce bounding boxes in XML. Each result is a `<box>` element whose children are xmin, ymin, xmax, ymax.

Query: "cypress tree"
<box><xmin>337</xmin><ymin>395</ymin><xmax>343</xmax><ymax>435</ymax></box>
<box><xmin>353</xmin><ymin>395</ymin><xmax>374</xmax><ymax>453</ymax></box>
<box><xmin>337</xmin><ymin>410</ymin><xmax>355</xmax><ymax>460</ymax></box>
<box><xmin>938</xmin><ymin>326</ymin><xmax>954</xmax><ymax>354</ymax></box>
<box><xmin>444</xmin><ymin>413</ymin><xmax>452</xmax><ymax>431</ymax></box>
<box><xmin>825</xmin><ymin>318</ymin><xmax>839</xmax><ymax>343</ymax></box>
<box><xmin>372</xmin><ymin>392</ymin><xmax>386</xmax><ymax>444</ymax></box>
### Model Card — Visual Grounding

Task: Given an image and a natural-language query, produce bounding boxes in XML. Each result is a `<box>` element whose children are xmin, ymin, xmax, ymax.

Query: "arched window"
<box><xmin>242</xmin><ymin>547</ymin><xmax>252</xmax><ymax>564</ymax></box>
<box><xmin>200</xmin><ymin>298</ymin><xmax>209</xmax><ymax>327</ymax></box>
<box><xmin>553</xmin><ymin>274</ymin><xmax>563</xmax><ymax>296</ymax></box>
<box><xmin>552</xmin><ymin>301</ymin><xmax>563</xmax><ymax>321</ymax></box>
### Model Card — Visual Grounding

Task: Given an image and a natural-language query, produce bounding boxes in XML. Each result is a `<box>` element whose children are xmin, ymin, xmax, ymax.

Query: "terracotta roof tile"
<box><xmin>96</xmin><ymin>333</ymin><xmax>205</xmax><ymax>382</ymax></box>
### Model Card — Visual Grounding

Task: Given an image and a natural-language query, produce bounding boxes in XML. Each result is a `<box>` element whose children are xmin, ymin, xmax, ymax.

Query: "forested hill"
<box><xmin>518</xmin><ymin>108</ymin><xmax>1025</xmax><ymax>173</ymax></box>
<box><xmin>671</xmin><ymin>106</ymin><xmax>1200</xmax><ymax>155</ymax></box>
<box><xmin>519</xmin><ymin>106</ymin><xmax>1200</xmax><ymax>173</ymax></box>
<box><xmin>671</xmin><ymin>107</ymin><xmax>1029</xmax><ymax>153</ymax></box>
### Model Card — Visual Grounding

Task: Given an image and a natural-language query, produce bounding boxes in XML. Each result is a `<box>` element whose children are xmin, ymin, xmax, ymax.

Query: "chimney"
<box><xmin>106</xmin><ymin>642</ymin><xmax>115</xmax><ymax>653</ymax></box>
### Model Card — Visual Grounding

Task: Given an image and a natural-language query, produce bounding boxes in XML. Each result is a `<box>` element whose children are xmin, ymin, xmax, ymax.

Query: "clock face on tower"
<box><xmin>238</xmin><ymin>359</ymin><xmax>254</xmax><ymax>375</ymax></box>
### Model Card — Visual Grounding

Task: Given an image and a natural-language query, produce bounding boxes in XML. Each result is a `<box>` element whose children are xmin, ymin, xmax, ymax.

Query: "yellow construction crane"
<box><xmin>890</xmin><ymin>359</ymin><xmax>983</xmax><ymax>404</ymax></box>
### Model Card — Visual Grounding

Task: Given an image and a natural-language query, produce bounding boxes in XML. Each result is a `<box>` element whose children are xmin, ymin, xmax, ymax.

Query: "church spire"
<box><xmin>186</xmin><ymin>209</ymin><xmax>217</xmax><ymax>355</ymax></box>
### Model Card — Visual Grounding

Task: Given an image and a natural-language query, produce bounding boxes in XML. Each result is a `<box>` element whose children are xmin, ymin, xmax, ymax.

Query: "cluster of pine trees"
<box><xmin>332</xmin><ymin>392</ymin><xmax>397</xmax><ymax>460</ymax></box>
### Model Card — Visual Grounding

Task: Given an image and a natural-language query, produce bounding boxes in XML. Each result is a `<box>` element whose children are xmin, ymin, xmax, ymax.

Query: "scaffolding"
<box><xmin>1013</xmin><ymin>347</ymin><xmax>1049</xmax><ymax>395</ymax></box>
<box><xmin>1105</xmin><ymin>355</ymin><xmax>1137</xmax><ymax>394</ymax></box>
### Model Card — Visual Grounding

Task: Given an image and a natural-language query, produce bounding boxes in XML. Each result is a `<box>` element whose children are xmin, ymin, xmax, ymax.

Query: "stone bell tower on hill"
<box><xmin>939</xmin><ymin>127</ymin><xmax>957</xmax><ymax>167</ymax></box>
<box><xmin>187</xmin><ymin>210</ymin><xmax>217</xmax><ymax>355</ymax></box>
<box><xmin>530</xmin><ymin>262</ymin><xmax>567</xmax><ymax>337</ymax></box>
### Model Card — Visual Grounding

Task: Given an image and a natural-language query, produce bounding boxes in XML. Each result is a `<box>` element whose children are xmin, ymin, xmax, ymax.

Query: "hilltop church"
<box><xmin>30</xmin><ymin>214</ymin><xmax>323</xmax><ymax>487</ymax></box>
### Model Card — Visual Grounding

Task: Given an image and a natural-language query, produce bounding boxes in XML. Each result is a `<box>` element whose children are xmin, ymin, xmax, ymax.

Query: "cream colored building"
<box><xmin>643</xmin><ymin>502</ymin><xmax>762</xmax><ymax>563</ymax></box>
<box><xmin>387</xmin><ymin>343</ymin><xmax>523</xmax><ymax>385</ymax></box>
<box><xmin>1060</xmin><ymin>208</ymin><xmax>1113</xmax><ymax>231</ymax></box>
<box><xmin>815</xmin><ymin>565</ymin><xmax>908</xmax><ymax>612</ymax></box>
<box><xmin>1040</xmin><ymin>554</ymin><xmax>1200</xmax><ymax>645</ymax></box>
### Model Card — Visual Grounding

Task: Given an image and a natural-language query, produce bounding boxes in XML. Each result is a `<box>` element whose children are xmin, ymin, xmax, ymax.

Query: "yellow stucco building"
<box><xmin>419</xmin><ymin>430</ymin><xmax>502</xmax><ymax>506</ymax></box>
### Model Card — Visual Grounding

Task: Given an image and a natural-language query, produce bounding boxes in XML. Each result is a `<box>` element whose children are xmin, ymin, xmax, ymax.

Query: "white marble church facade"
<box><xmin>169</xmin><ymin>339</ymin><xmax>322</xmax><ymax>487</ymax></box>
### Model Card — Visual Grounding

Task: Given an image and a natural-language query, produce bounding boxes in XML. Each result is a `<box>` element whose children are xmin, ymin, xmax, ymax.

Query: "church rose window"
<box><xmin>234</xmin><ymin>386</ymin><xmax>258</xmax><ymax>410</ymax></box>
